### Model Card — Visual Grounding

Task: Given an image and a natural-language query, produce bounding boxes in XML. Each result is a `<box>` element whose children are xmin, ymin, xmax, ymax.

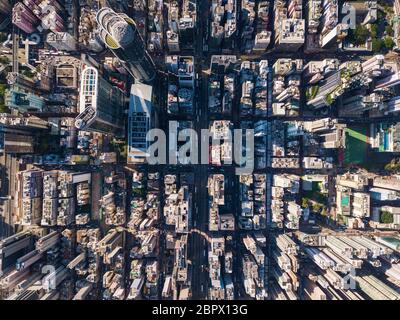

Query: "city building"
<box><xmin>127</xmin><ymin>83</ymin><xmax>155</xmax><ymax>164</ymax></box>
<box><xmin>75</xmin><ymin>66</ymin><xmax>125</xmax><ymax>134</ymax></box>
<box><xmin>96</xmin><ymin>7</ymin><xmax>156</xmax><ymax>83</ymax></box>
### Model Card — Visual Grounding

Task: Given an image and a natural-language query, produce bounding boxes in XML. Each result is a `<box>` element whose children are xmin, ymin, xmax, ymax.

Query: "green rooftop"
<box><xmin>341</xmin><ymin>195</ymin><xmax>350</xmax><ymax>206</ymax></box>
<box><xmin>344</xmin><ymin>126</ymin><xmax>369</xmax><ymax>165</ymax></box>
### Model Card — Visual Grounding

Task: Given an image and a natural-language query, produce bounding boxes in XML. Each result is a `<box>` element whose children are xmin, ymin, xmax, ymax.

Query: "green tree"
<box><xmin>133</xmin><ymin>187</ymin><xmax>146</xmax><ymax>197</ymax></box>
<box><xmin>372</xmin><ymin>38</ymin><xmax>384</xmax><ymax>53</ymax></box>
<box><xmin>378</xmin><ymin>9</ymin><xmax>386</xmax><ymax>20</ymax></box>
<box><xmin>386</xmin><ymin>25</ymin><xmax>394</xmax><ymax>37</ymax></box>
<box><xmin>308</xmin><ymin>85</ymin><xmax>319</xmax><ymax>100</ymax></box>
<box><xmin>382</xmin><ymin>4</ymin><xmax>394</xmax><ymax>15</ymax></box>
<box><xmin>22</xmin><ymin>69</ymin><xmax>35</xmax><ymax>79</ymax></box>
<box><xmin>370</xmin><ymin>24</ymin><xmax>378</xmax><ymax>38</ymax></box>
<box><xmin>0</xmin><ymin>84</ymin><xmax>8</xmax><ymax>113</ymax></box>
<box><xmin>312</xmin><ymin>203</ymin><xmax>324</xmax><ymax>213</ymax></box>
<box><xmin>0</xmin><ymin>56</ymin><xmax>9</xmax><ymax>65</ymax></box>
<box><xmin>119</xmin><ymin>144</ymin><xmax>127</xmax><ymax>159</ymax></box>
<box><xmin>0</xmin><ymin>32</ymin><xmax>7</xmax><ymax>42</ymax></box>
<box><xmin>353</xmin><ymin>25</ymin><xmax>370</xmax><ymax>45</ymax></box>
<box><xmin>325</xmin><ymin>94</ymin><xmax>334</xmax><ymax>105</ymax></box>
<box><xmin>384</xmin><ymin>37</ymin><xmax>395</xmax><ymax>50</ymax></box>
<box><xmin>301</xmin><ymin>198</ymin><xmax>310</xmax><ymax>208</ymax></box>
<box><xmin>385</xmin><ymin>158</ymin><xmax>400</xmax><ymax>172</ymax></box>
<box><xmin>381</xmin><ymin>211</ymin><xmax>394</xmax><ymax>224</ymax></box>
<box><xmin>0</xmin><ymin>104</ymin><xmax>9</xmax><ymax>113</ymax></box>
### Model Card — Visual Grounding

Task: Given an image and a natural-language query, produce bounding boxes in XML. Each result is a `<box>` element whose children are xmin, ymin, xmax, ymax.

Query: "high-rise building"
<box><xmin>376</xmin><ymin>71</ymin><xmax>400</xmax><ymax>90</ymax></box>
<box><xmin>47</xmin><ymin>32</ymin><xmax>78</xmax><ymax>52</ymax></box>
<box><xmin>127</xmin><ymin>83</ymin><xmax>155</xmax><ymax>164</ymax></box>
<box><xmin>166</xmin><ymin>30</ymin><xmax>180</xmax><ymax>52</ymax></box>
<box><xmin>0</xmin><ymin>115</ymin><xmax>49</xmax><ymax>154</ymax></box>
<box><xmin>177</xmin><ymin>56</ymin><xmax>195</xmax><ymax>89</ymax></box>
<box><xmin>253</xmin><ymin>31</ymin><xmax>271</xmax><ymax>51</ymax></box>
<box><xmin>370</xmin><ymin>122</ymin><xmax>400</xmax><ymax>153</ymax></box>
<box><xmin>0</xmin><ymin>0</ymin><xmax>11</xmax><ymax>15</ymax></box>
<box><xmin>320</xmin><ymin>23</ymin><xmax>348</xmax><ymax>48</ymax></box>
<box><xmin>178</xmin><ymin>17</ymin><xmax>194</xmax><ymax>47</ymax></box>
<box><xmin>12</xmin><ymin>0</ymin><xmax>65</xmax><ymax>34</ymax></box>
<box><xmin>0</xmin><ymin>0</ymin><xmax>11</xmax><ymax>29</ymax></box>
<box><xmin>178</xmin><ymin>0</ymin><xmax>196</xmax><ymax>47</ymax></box>
<box><xmin>75</xmin><ymin>66</ymin><xmax>125</xmax><ymax>134</ymax></box>
<box><xmin>210</xmin><ymin>0</ymin><xmax>237</xmax><ymax>49</ymax></box>
<box><xmin>275</xmin><ymin>19</ymin><xmax>305</xmax><ymax>51</ymax></box>
<box><xmin>12</xmin><ymin>2</ymin><xmax>38</xmax><ymax>33</ymax></box>
<box><xmin>16</xmin><ymin>169</ymin><xmax>43</xmax><ymax>226</ymax></box>
<box><xmin>96</xmin><ymin>7</ymin><xmax>156</xmax><ymax>83</ymax></box>
<box><xmin>42</xmin><ymin>171</ymin><xmax>59</xmax><ymax>226</ymax></box>
<box><xmin>385</xmin><ymin>96</ymin><xmax>400</xmax><ymax>114</ymax></box>
<box><xmin>41</xmin><ymin>9</ymin><xmax>64</xmax><ymax>33</ymax></box>
<box><xmin>4</xmin><ymin>84</ymin><xmax>45</xmax><ymax>112</ymax></box>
